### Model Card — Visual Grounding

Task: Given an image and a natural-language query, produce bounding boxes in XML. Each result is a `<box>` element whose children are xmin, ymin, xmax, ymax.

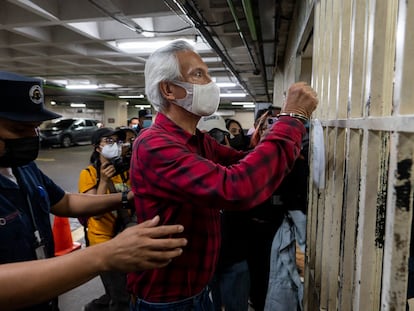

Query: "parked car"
<box><xmin>40</xmin><ymin>118</ymin><xmax>99</xmax><ymax>148</ymax></box>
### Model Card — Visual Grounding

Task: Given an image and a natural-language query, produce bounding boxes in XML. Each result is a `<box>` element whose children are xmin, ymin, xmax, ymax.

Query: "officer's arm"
<box><xmin>0</xmin><ymin>216</ymin><xmax>186</xmax><ymax>310</ymax></box>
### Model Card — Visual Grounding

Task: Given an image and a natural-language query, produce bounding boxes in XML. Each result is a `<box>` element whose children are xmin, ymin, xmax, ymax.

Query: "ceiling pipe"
<box><xmin>168</xmin><ymin>0</ymin><xmax>255</xmax><ymax>99</ymax></box>
<box><xmin>88</xmin><ymin>0</ymin><xmax>144</xmax><ymax>34</ymax></box>
<box><xmin>273</xmin><ymin>0</ymin><xmax>281</xmax><ymax>70</ymax></box>
<box><xmin>226</xmin><ymin>0</ymin><xmax>260</xmax><ymax>75</ymax></box>
<box><xmin>241</xmin><ymin>0</ymin><xmax>271</xmax><ymax>102</ymax></box>
<box><xmin>241</xmin><ymin>0</ymin><xmax>257</xmax><ymax>41</ymax></box>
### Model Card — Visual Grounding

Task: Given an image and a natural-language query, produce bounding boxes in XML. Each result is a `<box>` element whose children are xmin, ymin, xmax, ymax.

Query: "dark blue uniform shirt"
<box><xmin>0</xmin><ymin>162</ymin><xmax>65</xmax><ymax>310</ymax></box>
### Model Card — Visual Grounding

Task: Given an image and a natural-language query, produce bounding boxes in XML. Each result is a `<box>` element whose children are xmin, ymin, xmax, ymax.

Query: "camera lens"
<box><xmin>209</xmin><ymin>129</ymin><xmax>224</xmax><ymax>143</ymax></box>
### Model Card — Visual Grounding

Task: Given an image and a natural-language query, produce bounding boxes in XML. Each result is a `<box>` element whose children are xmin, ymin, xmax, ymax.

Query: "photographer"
<box><xmin>78</xmin><ymin>127</ymin><xmax>135</xmax><ymax>311</ymax></box>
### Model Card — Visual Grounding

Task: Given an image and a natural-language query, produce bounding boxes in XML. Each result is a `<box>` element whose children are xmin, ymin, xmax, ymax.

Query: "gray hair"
<box><xmin>144</xmin><ymin>40</ymin><xmax>195</xmax><ymax>112</ymax></box>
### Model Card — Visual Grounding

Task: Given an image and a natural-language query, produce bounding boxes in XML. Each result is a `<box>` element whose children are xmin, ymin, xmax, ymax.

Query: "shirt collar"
<box><xmin>153</xmin><ymin>112</ymin><xmax>202</xmax><ymax>144</ymax></box>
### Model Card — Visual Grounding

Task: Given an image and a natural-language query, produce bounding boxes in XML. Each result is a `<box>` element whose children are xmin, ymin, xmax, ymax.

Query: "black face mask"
<box><xmin>229</xmin><ymin>134</ymin><xmax>245</xmax><ymax>150</ymax></box>
<box><xmin>0</xmin><ymin>136</ymin><xmax>40</xmax><ymax>167</ymax></box>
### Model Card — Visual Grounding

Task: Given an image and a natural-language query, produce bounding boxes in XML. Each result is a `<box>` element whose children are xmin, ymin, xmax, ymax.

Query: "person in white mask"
<box><xmin>78</xmin><ymin>127</ymin><xmax>132</xmax><ymax>311</ymax></box>
<box><xmin>128</xmin><ymin>39</ymin><xmax>318</xmax><ymax>311</ymax></box>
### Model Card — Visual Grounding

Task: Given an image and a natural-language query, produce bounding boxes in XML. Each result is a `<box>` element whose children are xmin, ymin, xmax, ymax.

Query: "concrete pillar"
<box><xmin>103</xmin><ymin>100</ymin><xmax>128</xmax><ymax>128</ymax></box>
<box><xmin>273</xmin><ymin>69</ymin><xmax>285</xmax><ymax>107</ymax></box>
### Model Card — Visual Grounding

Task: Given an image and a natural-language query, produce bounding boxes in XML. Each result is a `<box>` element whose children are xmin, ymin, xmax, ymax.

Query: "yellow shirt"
<box><xmin>78</xmin><ymin>165</ymin><xmax>130</xmax><ymax>245</ymax></box>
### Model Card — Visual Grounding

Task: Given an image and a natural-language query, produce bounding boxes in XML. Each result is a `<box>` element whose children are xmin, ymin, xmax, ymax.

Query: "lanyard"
<box><xmin>12</xmin><ymin>167</ymin><xmax>48</xmax><ymax>259</ymax></box>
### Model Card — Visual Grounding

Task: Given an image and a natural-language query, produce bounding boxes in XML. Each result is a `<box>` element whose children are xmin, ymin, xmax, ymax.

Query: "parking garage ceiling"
<box><xmin>1</xmin><ymin>0</ymin><xmax>297</xmax><ymax>110</ymax></box>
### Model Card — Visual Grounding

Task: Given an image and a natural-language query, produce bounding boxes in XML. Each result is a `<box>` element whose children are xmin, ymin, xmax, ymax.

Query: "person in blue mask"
<box><xmin>128</xmin><ymin>117</ymin><xmax>140</xmax><ymax>131</ymax></box>
<box><xmin>138</xmin><ymin>109</ymin><xmax>153</xmax><ymax>130</ymax></box>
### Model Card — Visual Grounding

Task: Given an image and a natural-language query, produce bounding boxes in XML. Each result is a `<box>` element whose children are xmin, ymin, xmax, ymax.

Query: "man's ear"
<box><xmin>159</xmin><ymin>81</ymin><xmax>175</xmax><ymax>100</ymax></box>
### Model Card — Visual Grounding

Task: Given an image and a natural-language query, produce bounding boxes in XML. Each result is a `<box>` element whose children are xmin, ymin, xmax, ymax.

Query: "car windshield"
<box><xmin>43</xmin><ymin>119</ymin><xmax>74</xmax><ymax>130</ymax></box>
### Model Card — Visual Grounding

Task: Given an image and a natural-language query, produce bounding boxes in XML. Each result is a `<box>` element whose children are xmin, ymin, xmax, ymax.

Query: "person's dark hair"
<box><xmin>115</xmin><ymin>127</ymin><xmax>137</xmax><ymax>142</ymax></box>
<box><xmin>129</xmin><ymin>117</ymin><xmax>139</xmax><ymax>124</ymax></box>
<box><xmin>225</xmin><ymin>119</ymin><xmax>244</xmax><ymax>134</ymax></box>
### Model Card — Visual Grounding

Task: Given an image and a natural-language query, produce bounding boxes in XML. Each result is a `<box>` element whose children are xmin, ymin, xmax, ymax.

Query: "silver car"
<box><xmin>40</xmin><ymin>118</ymin><xmax>99</xmax><ymax>148</ymax></box>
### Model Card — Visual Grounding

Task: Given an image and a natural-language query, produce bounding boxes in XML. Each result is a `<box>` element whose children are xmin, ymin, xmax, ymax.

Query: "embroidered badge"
<box><xmin>29</xmin><ymin>85</ymin><xmax>43</xmax><ymax>104</ymax></box>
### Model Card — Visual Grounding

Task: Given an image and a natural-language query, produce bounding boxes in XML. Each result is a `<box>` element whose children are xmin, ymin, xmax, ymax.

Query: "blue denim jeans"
<box><xmin>130</xmin><ymin>288</ymin><xmax>213</xmax><ymax>311</ymax></box>
<box><xmin>210</xmin><ymin>260</ymin><xmax>250</xmax><ymax>311</ymax></box>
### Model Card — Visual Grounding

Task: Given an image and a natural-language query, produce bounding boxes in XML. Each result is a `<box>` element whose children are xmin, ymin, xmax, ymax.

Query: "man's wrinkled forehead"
<box><xmin>176</xmin><ymin>50</ymin><xmax>208</xmax><ymax>74</ymax></box>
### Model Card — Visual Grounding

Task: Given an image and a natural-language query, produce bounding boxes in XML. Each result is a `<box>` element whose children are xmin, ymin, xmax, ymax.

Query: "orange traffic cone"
<box><xmin>53</xmin><ymin>216</ymin><xmax>81</xmax><ymax>256</ymax></box>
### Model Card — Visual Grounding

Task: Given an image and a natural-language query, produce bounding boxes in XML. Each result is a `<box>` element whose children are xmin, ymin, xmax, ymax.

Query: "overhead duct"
<box><xmin>226</xmin><ymin>0</ymin><xmax>260</xmax><ymax>75</ymax></box>
<box><xmin>240</xmin><ymin>0</ymin><xmax>271</xmax><ymax>102</ymax></box>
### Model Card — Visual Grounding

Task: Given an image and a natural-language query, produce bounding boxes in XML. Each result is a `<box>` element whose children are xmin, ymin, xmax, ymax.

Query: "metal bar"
<box><xmin>321</xmin><ymin>115</ymin><xmax>414</xmax><ymax>132</ymax></box>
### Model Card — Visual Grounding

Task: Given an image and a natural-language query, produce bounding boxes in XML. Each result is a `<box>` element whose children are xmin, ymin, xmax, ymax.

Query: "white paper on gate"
<box><xmin>311</xmin><ymin>119</ymin><xmax>325</xmax><ymax>189</ymax></box>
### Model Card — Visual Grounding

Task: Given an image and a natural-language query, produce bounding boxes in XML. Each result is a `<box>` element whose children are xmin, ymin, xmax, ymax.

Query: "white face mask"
<box><xmin>100</xmin><ymin>143</ymin><xmax>121</xmax><ymax>159</ymax></box>
<box><xmin>172</xmin><ymin>80</ymin><xmax>220</xmax><ymax>116</ymax></box>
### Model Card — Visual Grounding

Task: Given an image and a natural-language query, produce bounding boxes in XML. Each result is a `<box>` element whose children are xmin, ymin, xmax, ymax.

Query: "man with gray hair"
<box><xmin>128</xmin><ymin>40</ymin><xmax>318</xmax><ymax>310</ymax></box>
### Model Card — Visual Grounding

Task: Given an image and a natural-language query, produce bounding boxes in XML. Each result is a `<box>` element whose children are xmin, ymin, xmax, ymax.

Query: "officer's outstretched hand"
<box><xmin>99</xmin><ymin>215</ymin><xmax>187</xmax><ymax>272</ymax></box>
<box><xmin>282</xmin><ymin>82</ymin><xmax>318</xmax><ymax>119</ymax></box>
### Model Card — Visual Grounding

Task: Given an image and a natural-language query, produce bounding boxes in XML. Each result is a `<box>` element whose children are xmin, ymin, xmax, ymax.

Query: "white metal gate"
<box><xmin>305</xmin><ymin>0</ymin><xmax>414</xmax><ymax>310</ymax></box>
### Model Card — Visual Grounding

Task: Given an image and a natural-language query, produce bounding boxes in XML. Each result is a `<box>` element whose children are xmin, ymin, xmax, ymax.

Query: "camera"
<box><xmin>109</xmin><ymin>156</ymin><xmax>130</xmax><ymax>175</ymax></box>
<box><xmin>208</xmin><ymin>128</ymin><xmax>230</xmax><ymax>145</ymax></box>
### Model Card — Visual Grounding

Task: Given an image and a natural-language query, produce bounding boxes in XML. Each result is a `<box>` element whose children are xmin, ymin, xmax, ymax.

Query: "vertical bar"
<box><xmin>348</xmin><ymin>0</ymin><xmax>368</xmax><ymax>118</ymax></box>
<box><xmin>394</xmin><ymin>0</ymin><xmax>414</xmax><ymax>115</ymax></box>
<box><xmin>381</xmin><ymin>1</ymin><xmax>414</xmax><ymax>309</ymax></box>
<box><xmin>338</xmin><ymin>129</ymin><xmax>362</xmax><ymax>311</ymax></box>
<box><xmin>381</xmin><ymin>133</ymin><xmax>414</xmax><ymax>310</ymax></box>
<box><xmin>336</xmin><ymin>0</ymin><xmax>352</xmax><ymax>120</ymax></box>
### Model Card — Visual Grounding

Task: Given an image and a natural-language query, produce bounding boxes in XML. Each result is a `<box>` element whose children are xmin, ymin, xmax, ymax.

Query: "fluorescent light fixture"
<box><xmin>70</xmin><ymin>103</ymin><xmax>86</xmax><ymax>108</ymax></box>
<box><xmin>215</xmin><ymin>110</ymin><xmax>235</xmax><ymax>116</ymax></box>
<box><xmin>110</xmin><ymin>38</ymin><xmax>211</xmax><ymax>54</ymax></box>
<box><xmin>220</xmin><ymin>93</ymin><xmax>247</xmax><ymax>98</ymax></box>
<box><xmin>202</xmin><ymin>57</ymin><xmax>221</xmax><ymax>63</ymax></box>
<box><xmin>114</xmin><ymin>39</ymin><xmax>192</xmax><ymax>54</ymax></box>
<box><xmin>231</xmin><ymin>102</ymin><xmax>254</xmax><ymax>105</ymax></box>
<box><xmin>141</xmin><ymin>31</ymin><xmax>154</xmax><ymax>37</ymax></box>
<box><xmin>217</xmin><ymin>82</ymin><xmax>237</xmax><ymax>88</ymax></box>
<box><xmin>119</xmin><ymin>95</ymin><xmax>145</xmax><ymax>99</ymax></box>
<box><xmin>100</xmin><ymin>83</ymin><xmax>121</xmax><ymax>88</ymax></box>
<box><xmin>135</xmin><ymin>105</ymin><xmax>151</xmax><ymax>108</ymax></box>
<box><xmin>243</xmin><ymin>104</ymin><xmax>255</xmax><ymax>108</ymax></box>
<box><xmin>66</xmin><ymin>84</ymin><xmax>98</xmax><ymax>90</ymax></box>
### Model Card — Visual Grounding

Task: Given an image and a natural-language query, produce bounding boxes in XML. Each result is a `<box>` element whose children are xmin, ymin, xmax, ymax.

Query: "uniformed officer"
<box><xmin>0</xmin><ymin>71</ymin><xmax>187</xmax><ymax>311</ymax></box>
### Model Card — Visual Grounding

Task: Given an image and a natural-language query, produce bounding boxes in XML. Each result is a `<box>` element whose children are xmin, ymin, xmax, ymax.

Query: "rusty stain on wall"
<box><xmin>376</xmin><ymin>134</ymin><xmax>389</xmax><ymax>248</ymax></box>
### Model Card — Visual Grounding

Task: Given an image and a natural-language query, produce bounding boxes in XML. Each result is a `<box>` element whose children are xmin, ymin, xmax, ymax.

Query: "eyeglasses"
<box><xmin>102</xmin><ymin>137</ymin><xmax>123</xmax><ymax>145</ymax></box>
<box><xmin>229</xmin><ymin>128</ymin><xmax>242</xmax><ymax>135</ymax></box>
